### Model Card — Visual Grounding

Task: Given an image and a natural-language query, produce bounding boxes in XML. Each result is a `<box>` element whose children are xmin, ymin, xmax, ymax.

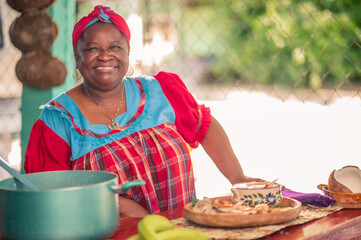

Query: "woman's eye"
<box><xmin>85</xmin><ymin>47</ymin><xmax>98</xmax><ymax>52</ymax></box>
<box><xmin>110</xmin><ymin>45</ymin><xmax>123</xmax><ymax>51</ymax></box>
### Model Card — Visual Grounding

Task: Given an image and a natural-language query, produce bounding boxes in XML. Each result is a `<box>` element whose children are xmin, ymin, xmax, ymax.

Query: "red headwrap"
<box><xmin>72</xmin><ymin>5</ymin><xmax>131</xmax><ymax>52</ymax></box>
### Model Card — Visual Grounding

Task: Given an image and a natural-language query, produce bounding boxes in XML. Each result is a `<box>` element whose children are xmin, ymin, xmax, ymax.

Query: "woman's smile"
<box><xmin>93</xmin><ymin>66</ymin><xmax>119</xmax><ymax>71</ymax></box>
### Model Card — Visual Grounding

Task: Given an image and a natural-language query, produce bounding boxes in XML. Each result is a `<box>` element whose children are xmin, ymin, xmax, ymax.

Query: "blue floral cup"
<box><xmin>231</xmin><ymin>182</ymin><xmax>283</xmax><ymax>207</ymax></box>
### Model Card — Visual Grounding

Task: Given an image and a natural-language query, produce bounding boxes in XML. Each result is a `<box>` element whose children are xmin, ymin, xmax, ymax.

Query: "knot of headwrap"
<box><xmin>72</xmin><ymin>5</ymin><xmax>131</xmax><ymax>52</ymax></box>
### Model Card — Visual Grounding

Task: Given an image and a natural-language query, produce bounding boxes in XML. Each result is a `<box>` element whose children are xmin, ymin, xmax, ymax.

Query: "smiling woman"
<box><xmin>24</xmin><ymin>5</ymin><xmax>264</xmax><ymax>218</ymax></box>
<box><xmin>72</xmin><ymin>22</ymin><xmax>129</xmax><ymax>128</ymax></box>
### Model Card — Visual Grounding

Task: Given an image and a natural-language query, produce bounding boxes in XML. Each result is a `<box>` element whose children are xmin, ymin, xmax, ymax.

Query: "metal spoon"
<box><xmin>0</xmin><ymin>156</ymin><xmax>39</xmax><ymax>191</ymax></box>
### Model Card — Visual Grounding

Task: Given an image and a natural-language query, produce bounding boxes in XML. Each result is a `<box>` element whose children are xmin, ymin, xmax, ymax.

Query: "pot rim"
<box><xmin>0</xmin><ymin>170</ymin><xmax>118</xmax><ymax>193</ymax></box>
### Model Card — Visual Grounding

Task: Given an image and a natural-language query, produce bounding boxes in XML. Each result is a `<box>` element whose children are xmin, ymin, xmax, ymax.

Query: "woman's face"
<box><xmin>75</xmin><ymin>22</ymin><xmax>129</xmax><ymax>90</ymax></box>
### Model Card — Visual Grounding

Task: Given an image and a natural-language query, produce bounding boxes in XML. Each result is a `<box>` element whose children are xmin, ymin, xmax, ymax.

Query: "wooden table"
<box><xmin>112</xmin><ymin>207</ymin><xmax>361</xmax><ymax>240</ymax></box>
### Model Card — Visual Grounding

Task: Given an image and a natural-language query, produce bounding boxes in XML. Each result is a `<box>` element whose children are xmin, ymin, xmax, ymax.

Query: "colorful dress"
<box><xmin>25</xmin><ymin>71</ymin><xmax>211</xmax><ymax>213</ymax></box>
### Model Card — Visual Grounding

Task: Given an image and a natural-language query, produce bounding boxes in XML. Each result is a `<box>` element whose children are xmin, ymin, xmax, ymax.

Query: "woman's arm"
<box><xmin>201</xmin><ymin>116</ymin><xmax>264</xmax><ymax>185</ymax></box>
<box><xmin>118</xmin><ymin>196</ymin><xmax>149</xmax><ymax>218</ymax></box>
<box><xmin>155</xmin><ymin>72</ymin><xmax>261</xmax><ymax>184</ymax></box>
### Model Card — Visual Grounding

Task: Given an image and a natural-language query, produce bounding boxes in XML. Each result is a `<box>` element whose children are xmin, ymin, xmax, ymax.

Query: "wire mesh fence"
<box><xmin>73</xmin><ymin>0</ymin><xmax>361</xmax><ymax>103</ymax></box>
<box><xmin>0</xmin><ymin>0</ymin><xmax>360</xmax><ymax>178</ymax></box>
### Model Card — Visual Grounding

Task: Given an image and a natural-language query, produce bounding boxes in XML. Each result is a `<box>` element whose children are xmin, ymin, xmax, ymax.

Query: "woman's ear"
<box><xmin>74</xmin><ymin>52</ymin><xmax>81</xmax><ymax>69</ymax></box>
<box><xmin>74</xmin><ymin>42</ymin><xmax>83</xmax><ymax>67</ymax></box>
<box><xmin>74</xmin><ymin>58</ymin><xmax>79</xmax><ymax>69</ymax></box>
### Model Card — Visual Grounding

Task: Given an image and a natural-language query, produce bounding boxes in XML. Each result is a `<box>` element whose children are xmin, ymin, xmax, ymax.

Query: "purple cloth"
<box><xmin>281</xmin><ymin>189</ymin><xmax>336</xmax><ymax>207</ymax></box>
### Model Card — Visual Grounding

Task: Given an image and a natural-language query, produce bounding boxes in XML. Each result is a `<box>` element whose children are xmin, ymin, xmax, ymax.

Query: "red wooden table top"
<box><xmin>112</xmin><ymin>207</ymin><xmax>361</xmax><ymax>240</ymax></box>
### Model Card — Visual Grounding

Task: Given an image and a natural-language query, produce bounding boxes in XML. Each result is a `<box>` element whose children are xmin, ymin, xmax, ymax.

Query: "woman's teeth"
<box><xmin>95</xmin><ymin>66</ymin><xmax>114</xmax><ymax>69</ymax></box>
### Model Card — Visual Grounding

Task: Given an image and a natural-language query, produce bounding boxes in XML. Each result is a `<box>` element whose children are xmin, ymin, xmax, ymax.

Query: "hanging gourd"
<box><xmin>9</xmin><ymin>11</ymin><xmax>58</xmax><ymax>52</ymax></box>
<box><xmin>7</xmin><ymin>0</ymin><xmax>67</xmax><ymax>89</ymax></box>
<box><xmin>15</xmin><ymin>50</ymin><xmax>67</xmax><ymax>89</ymax></box>
<box><xmin>6</xmin><ymin>0</ymin><xmax>56</xmax><ymax>13</ymax></box>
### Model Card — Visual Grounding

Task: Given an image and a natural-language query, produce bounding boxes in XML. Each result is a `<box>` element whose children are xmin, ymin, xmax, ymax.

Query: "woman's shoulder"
<box><xmin>153</xmin><ymin>71</ymin><xmax>187</xmax><ymax>87</ymax></box>
<box><xmin>131</xmin><ymin>71</ymin><xmax>183</xmax><ymax>84</ymax></box>
<box><xmin>41</xmin><ymin>92</ymin><xmax>75</xmax><ymax>111</ymax></box>
<box><xmin>65</xmin><ymin>84</ymin><xmax>82</xmax><ymax>100</ymax></box>
<box><xmin>127</xmin><ymin>74</ymin><xmax>163</xmax><ymax>94</ymax></box>
<box><xmin>128</xmin><ymin>72</ymin><xmax>187</xmax><ymax>93</ymax></box>
<box><xmin>39</xmin><ymin>88</ymin><xmax>81</xmax><ymax>123</ymax></box>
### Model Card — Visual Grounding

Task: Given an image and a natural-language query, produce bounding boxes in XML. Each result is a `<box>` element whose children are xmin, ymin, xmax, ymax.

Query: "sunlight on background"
<box><xmin>127</xmin><ymin>13</ymin><xmax>175</xmax><ymax>73</ymax></box>
<box><xmin>3</xmin><ymin>139</ymin><xmax>21</xmax><ymax>180</ymax></box>
<box><xmin>127</xmin><ymin>13</ymin><xmax>143</xmax><ymax>73</ymax></box>
<box><xmin>8</xmin><ymin>139</ymin><xmax>21</xmax><ymax>169</ymax></box>
<box><xmin>192</xmin><ymin>91</ymin><xmax>361</xmax><ymax>198</ymax></box>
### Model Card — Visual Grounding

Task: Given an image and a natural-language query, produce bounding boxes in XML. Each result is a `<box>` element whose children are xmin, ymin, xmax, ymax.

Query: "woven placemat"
<box><xmin>171</xmin><ymin>205</ymin><xmax>343</xmax><ymax>239</ymax></box>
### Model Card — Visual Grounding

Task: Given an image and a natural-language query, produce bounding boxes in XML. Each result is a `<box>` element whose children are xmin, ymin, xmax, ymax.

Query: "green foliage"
<box><xmin>192</xmin><ymin>197</ymin><xmax>199</xmax><ymax>207</ymax></box>
<box><xmin>180</xmin><ymin>0</ymin><xmax>361</xmax><ymax>88</ymax></box>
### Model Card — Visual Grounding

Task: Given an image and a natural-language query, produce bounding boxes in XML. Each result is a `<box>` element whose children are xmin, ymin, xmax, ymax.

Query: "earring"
<box><xmin>72</xmin><ymin>69</ymin><xmax>82</xmax><ymax>81</ymax></box>
<box><xmin>126</xmin><ymin>64</ymin><xmax>134</xmax><ymax>76</ymax></box>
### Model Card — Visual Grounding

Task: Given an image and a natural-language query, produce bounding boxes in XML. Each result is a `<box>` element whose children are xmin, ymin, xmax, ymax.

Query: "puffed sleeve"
<box><xmin>154</xmin><ymin>71</ymin><xmax>211</xmax><ymax>148</ymax></box>
<box><xmin>24</xmin><ymin>119</ymin><xmax>71</xmax><ymax>173</ymax></box>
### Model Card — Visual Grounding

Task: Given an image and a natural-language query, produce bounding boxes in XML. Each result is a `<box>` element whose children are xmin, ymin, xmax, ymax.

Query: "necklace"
<box><xmin>83</xmin><ymin>83</ymin><xmax>124</xmax><ymax>130</ymax></box>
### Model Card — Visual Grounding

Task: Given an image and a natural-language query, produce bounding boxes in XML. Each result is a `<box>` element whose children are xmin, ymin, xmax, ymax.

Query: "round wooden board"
<box><xmin>184</xmin><ymin>196</ymin><xmax>302</xmax><ymax>228</ymax></box>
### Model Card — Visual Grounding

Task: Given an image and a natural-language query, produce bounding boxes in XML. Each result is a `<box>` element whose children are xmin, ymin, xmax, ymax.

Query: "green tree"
<box><xmin>181</xmin><ymin>0</ymin><xmax>361</xmax><ymax>89</ymax></box>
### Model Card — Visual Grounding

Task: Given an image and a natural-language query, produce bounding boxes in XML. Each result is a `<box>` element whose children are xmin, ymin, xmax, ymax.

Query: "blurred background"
<box><xmin>0</xmin><ymin>0</ymin><xmax>360</xmax><ymax>197</ymax></box>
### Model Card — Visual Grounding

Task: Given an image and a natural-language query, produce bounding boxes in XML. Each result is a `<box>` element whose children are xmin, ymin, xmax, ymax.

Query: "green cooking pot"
<box><xmin>0</xmin><ymin>170</ymin><xmax>143</xmax><ymax>240</ymax></box>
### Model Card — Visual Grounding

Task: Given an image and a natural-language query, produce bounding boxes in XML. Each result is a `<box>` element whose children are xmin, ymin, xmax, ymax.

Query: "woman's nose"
<box><xmin>97</xmin><ymin>49</ymin><xmax>113</xmax><ymax>61</ymax></box>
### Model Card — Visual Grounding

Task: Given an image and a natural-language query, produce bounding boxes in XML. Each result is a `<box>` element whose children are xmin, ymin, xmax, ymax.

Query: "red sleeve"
<box><xmin>24</xmin><ymin>119</ymin><xmax>71</xmax><ymax>173</ymax></box>
<box><xmin>154</xmin><ymin>71</ymin><xmax>211</xmax><ymax>148</ymax></box>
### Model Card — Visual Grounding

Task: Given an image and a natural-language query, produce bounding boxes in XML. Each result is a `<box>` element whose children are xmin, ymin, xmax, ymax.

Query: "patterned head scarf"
<box><xmin>72</xmin><ymin>5</ymin><xmax>131</xmax><ymax>52</ymax></box>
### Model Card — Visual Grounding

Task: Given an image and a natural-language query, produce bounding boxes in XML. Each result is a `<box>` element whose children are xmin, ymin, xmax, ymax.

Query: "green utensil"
<box><xmin>0</xmin><ymin>156</ymin><xmax>39</xmax><ymax>191</ymax></box>
<box><xmin>112</xmin><ymin>179</ymin><xmax>146</xmax><ymax>194</ymax></box>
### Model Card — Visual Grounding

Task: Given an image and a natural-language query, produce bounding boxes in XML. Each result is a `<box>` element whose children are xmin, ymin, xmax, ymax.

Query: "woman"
<box><xmin>25</xmin><ymin>5</ymin><xmax>262</xmax><ymax>217</ymax></box>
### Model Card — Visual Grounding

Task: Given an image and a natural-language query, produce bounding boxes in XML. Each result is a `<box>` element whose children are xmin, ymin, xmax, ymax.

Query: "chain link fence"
<box><xmin>0</xmin><ymin>0</ymin><xmax>360</xmax><ymax>184</ymax></box>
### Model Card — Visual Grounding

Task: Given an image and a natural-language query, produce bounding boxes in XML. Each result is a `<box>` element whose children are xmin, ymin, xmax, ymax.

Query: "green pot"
<box><xmin>0</xmin><ymin>170</ymin><xmax>120</xmax><ymax>240</ymax></box>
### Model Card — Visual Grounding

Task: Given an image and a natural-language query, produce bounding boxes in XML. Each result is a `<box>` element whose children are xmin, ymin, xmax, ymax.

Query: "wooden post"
<box><xmin>20</xmin><ymin>0</ymin><xmax>76</xmax><ymax>173</ymax></box>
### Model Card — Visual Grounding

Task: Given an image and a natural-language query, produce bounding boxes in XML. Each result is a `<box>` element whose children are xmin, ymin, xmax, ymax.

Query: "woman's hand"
<box><xmin>118</xmin><ymin>196</ymin><xmax>149</xmax><ymax>218</ymax></box>
<box><xmin>201</xmin><ymin>116</ymin><xmax>264</xmax><ymax>185</ymax></box>
<box><xmin>231</xmin><ymin>175</ymin><xmax>266</xmax><ymax>185</ymax></box>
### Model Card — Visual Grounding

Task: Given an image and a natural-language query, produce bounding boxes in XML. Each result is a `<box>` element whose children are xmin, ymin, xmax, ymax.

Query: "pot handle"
<box><xmin>112</xmin><ymin>179</ymin><xmax>145</xmax><ymax>194</ymax></box>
